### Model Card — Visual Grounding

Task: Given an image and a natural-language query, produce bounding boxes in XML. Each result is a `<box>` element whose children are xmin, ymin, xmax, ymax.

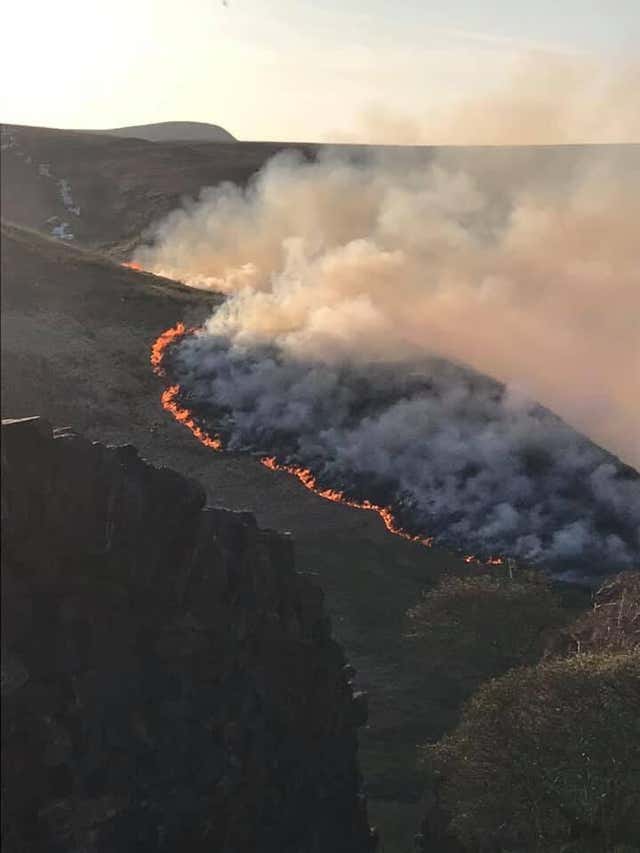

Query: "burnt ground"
<box><xmin>3</xmin><ymin>127</ymin><xmax>625</xmax><ymax>849</ymax></box>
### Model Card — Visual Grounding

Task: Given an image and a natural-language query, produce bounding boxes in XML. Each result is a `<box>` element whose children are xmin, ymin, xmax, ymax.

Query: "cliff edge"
<box><xmin>1</xmin><ymin>417</ymin><xmax>374</xmax><ymax>852</ymax></box>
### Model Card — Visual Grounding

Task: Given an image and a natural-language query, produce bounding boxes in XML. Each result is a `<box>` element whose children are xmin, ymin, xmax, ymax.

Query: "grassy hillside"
<box><xmin>1</xmin><ymin>222</ymin><xmax>494</xmax><ymax>848</ymax></box>
<box><xmin>4</xmin><ymin>127</ymin><xmax>624</xmax><ymax>847</ymax></box>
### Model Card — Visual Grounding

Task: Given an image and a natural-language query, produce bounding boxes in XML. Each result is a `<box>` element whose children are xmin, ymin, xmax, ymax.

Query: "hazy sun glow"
<box><xmin>1</xmin><ymin>0</ymin><xmax>638</xmax><ymax>142</ymax></box>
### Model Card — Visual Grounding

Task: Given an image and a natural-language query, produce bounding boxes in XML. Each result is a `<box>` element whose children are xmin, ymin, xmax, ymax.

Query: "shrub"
<box><xmin>407</xmin><ymin>568</ymin><xmax>566</xmax><ymax>691</ymax></box>
<box><xmin>427</xmin><ymin>651</ymin><xmax>640</xmax><ymax>851</ymax></box>
<box><xmin>550</xmin><ymin>571</ymin><xmax>640</xmax><ymax>657</ymax></box>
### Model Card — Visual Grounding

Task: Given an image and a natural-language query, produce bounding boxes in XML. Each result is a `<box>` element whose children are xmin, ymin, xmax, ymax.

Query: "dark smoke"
<box><xmin>165</xmin><ymin>333</ymin><xmax>640</xmax><ymax>579</ymax></box>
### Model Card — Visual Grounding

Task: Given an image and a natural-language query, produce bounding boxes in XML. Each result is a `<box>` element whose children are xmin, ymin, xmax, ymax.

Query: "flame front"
<box><xmin>150</xmin><ymin>325</ymin><xmax>508</xmax><ymax>563</ymax></box>
<box><xmin>122</xmin><ymin>260</ymin><xmax>143</xmax><ymax>271</ymax></box>
<box><xmin>260</xmin><ymin>456</ymin><xmax>434</xmax><ymax>547</ymax></box>
<box><xmin>160</xmin><ymin>385</ymin><xmax>223</xmax><ymax>451</ymax></box>
<box><xmin>149</xmin><ymin>323</ymin><xmax>223</xmax><ymax>450</ymax></box>
<box><xmin>151</xmin><ymin>322</ymin><xmax>188</xmax><ymax>377</ymax></box>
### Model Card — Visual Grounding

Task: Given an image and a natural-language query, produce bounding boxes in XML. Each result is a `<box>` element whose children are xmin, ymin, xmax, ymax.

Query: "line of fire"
<box><xmin>146</xmin><ymin>312</ymin><xmax>507</xmax><ymax>568</ymax></box>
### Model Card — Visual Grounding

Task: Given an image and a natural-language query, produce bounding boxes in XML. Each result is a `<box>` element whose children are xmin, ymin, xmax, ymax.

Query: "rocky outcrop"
<box><xmin>1</xmin><ymin>417</ymin><xmax>375</xmax><ymax>853</ymax></box>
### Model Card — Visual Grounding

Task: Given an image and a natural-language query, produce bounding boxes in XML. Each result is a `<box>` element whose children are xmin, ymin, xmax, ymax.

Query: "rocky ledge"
<box><xmin>1</xmin><ymin>417</ymin><xmax>374</xmax><ymax>853</ymax></box>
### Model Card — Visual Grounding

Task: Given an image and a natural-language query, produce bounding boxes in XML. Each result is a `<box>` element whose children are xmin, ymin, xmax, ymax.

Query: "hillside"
<box><xmin>3</xmin><ymin>122</ymin><xmax>637</xmax><ymax>257</ymax></box>
<box><xmin>1</xmin><ymin>221</ymin><xmax>474</xmax><ymax>844</ymax></box>
<box><xmin>3</xmin><ymin>126</ymin><xmax>637</xmax><ymax>849</ymax></box>
<box><xmin>101</xmin><ymin>120</ymin><xmax>237</xmax><ymax>143</ymax></box>
<box><xmin>1</xmin><ymin>124</ymin><xmax>298</xmax><ymax>252</ymax></box>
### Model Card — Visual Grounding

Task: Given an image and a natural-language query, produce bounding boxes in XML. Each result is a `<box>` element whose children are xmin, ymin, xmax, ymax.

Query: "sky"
<box><xmin>1</xmin><ymin>0</ymin><xmax>638</xmax><ymax>142</ymax></box>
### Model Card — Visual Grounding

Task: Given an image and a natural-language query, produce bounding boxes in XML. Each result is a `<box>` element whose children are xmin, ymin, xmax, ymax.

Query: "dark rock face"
<box><xmin>1</xmin><ymin>417</ymin><xmax>374</xmax><ymax>853</ymax></box>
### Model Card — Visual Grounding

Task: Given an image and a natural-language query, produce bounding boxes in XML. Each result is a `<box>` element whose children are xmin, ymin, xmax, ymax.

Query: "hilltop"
<box><xmin>100</xmin><ymin>120</ymin><xmax>237</xmax><ymax>143</ymax></box>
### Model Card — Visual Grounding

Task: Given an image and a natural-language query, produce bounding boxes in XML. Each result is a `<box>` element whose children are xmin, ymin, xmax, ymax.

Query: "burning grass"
<box><xmin>261</xmin><ymin>456</ymin><xmax>434</xmax><ymax>547</ymax></box>
<box><xmin>160</xmin><ymin>384</ymin><xmax>223</xmax><ymax>451</ymax></box>
<box><xmin>148</xmin><ymin>321</ymin><xmax>515</xmax><ymax>566</ymax></box>
<box><xmin>150</xmin><ymin>321</ymin><xmax>189</xmax><ymax>377</ymax></box>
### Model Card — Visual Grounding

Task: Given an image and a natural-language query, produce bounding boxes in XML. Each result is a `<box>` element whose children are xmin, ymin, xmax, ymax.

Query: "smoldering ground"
<box><xmin>163</xmin><ymin>335</ymin><xmax>640</xmax><ymax>577</ymax></box>
<box><xmin>136</xmin><ymin>145</ymin><xmax>640</xmax><ymax>576</ymax></box>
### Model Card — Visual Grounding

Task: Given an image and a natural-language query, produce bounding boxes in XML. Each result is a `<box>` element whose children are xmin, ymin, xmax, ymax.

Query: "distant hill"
<box><xmin>101</xmin><ymin>121</ymin><xmax>236</xmax><ymax>143</ymax></box>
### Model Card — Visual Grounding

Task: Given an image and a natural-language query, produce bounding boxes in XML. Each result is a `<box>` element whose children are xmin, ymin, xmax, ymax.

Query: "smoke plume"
<box><xmin>350</xmin><ymin>57</ymin><xmax>640</xmax><ymax>146</ymax></box>
<box><xmin>135</xmin><ymin>146</ymin><xmax>640</xmax><ymax>576</ymax></box>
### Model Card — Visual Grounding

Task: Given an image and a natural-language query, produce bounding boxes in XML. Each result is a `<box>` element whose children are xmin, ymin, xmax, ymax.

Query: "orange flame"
<box><xmin>122</xmin><ymin>260</ymin><xmax>143</xmax><ymax>271</ymax></box>
<box><xmin>260</xmin><ymin>456</ymin><xmax>434</xmax><ymax>547</ymax></box>
<box><xmin>160</xmin><ymin>385</ymin><xmax>223</xmax><ymax>450</ymax></box>
<box><xmin>151</xmin><ymin>322</ymin><xmax>189</xmax><ymax>377</ymax></box>
<box><xmin>149</xmin><ymin>323</ymin><xmax>222</xmax><ymax>449</ymax></box>
<box><xmin>464</xmin><ymin>554</ymin><xmax>504</xmax><ymax>566</ymax></box>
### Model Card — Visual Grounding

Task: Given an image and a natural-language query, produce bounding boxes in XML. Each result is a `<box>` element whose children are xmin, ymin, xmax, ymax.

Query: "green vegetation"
<box><xmin>295</xmin><ymin>528</ymin><xmax>637</xmax><ymax>853</ymax></box>
<box><xmin>419</xmin><ymin>571</ymin><xmax>640</xmax><ymax>852</ymax></box>
<box><xmin>429</xmin><ymin>652</ymin><xmax>640</xmax><ymax>851</ymax></box>
<box><xmin>283</xmin><ymin>518</ymin><xmax>635</xmax><ymax>853</ymax></box>
<box><xmin>407</xmin><ymin>567</ymin><xmax>568</xmax><ymax>696</ymax></box>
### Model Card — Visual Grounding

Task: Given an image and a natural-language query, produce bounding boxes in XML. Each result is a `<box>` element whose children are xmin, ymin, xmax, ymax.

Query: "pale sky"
<box><xmin>1</xmin><ymin>0</ymin><xmax>638</xmax><ymax>142</ymax></box>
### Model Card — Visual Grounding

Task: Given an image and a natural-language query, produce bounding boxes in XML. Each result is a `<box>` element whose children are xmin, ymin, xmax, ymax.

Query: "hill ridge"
<box><xmin>102</xmin><ymin>120</ymin><xmax>236</xmax><ymax>143</ymax></box>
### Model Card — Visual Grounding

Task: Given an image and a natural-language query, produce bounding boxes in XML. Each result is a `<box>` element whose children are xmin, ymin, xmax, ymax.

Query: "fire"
<box><xmin>150</xmin><ymin>323</ymin><xmax>222</xmax><ymax>449</ymax></box>
<box><xmin>149</xmin><ymin>323</ymin><xmax>509</xmax><ymax>564</ymax></box>
<box><xmin>260</xmin><ymin>456</ymin><xmax>434</xmax><ymax>547</ymax></box>
<box><xmin>122</xmin><ymin>260</ymin><xmax>143</xmax><ymax>271</ymax></box>
<box><xmin>151</xmin><ymin>322</ymin><xmax>189</xmax><ymax>376</ymax></box>
<box><xmin>464</xmin><ymin>554</ymin><xmax>505</xmax><ymax>566</ymax></box>
<box><xmin>160</xmin><ymin>385</ymin><xmax>222</xmax><ymax>451</ymax></box>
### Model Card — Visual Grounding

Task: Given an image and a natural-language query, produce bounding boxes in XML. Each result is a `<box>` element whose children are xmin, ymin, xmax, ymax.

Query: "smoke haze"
<box><xmin>135</xmin><ymin>146</ymin><xmax>640</xmax><ymax>469</ymax></box>
<box><xmin>350</xmin><ymin>57</ymin><xmax>640</xmax><ymax>145</ymax></box>
<box><xmin>134</xmin><ymin>145</ymin><xmax>640</xmax><ymax>575</ymax></box>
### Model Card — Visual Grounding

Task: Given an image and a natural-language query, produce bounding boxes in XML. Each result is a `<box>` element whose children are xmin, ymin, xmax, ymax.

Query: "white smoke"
<box><xmin>135</xmin><ymin>146</ymin><xmax>640</xmax><ymax>469</ymax></box>
<box><xmin>134</xmin><ymin>146</ymin><xmax>640</xmax><ymax>574</ymax></box>
<box><xmin>347</xmin><ymin>57</ymin><xmax>640</xmax><ymax>146</ymax></box>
